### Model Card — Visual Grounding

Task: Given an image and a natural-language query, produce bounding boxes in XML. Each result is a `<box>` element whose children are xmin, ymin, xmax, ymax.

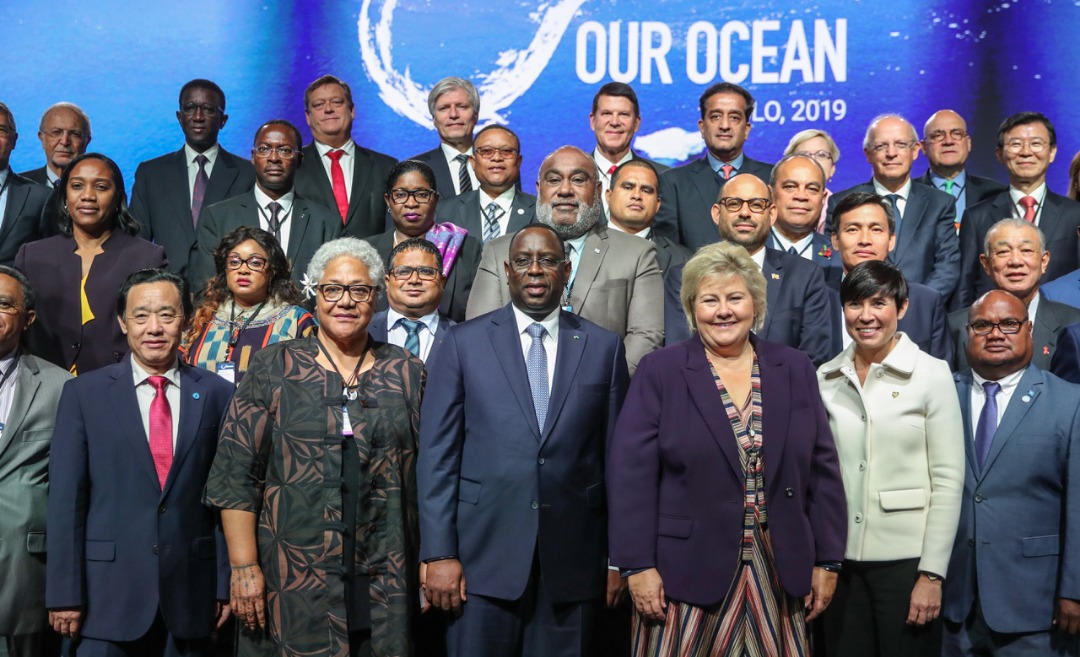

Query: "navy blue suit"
<box><xmin>1042</xmin><ymin>267</ymin><xmax>1080</xmax><ymax>309</ymax></box>
<box><xmin>665</xmin><ymin>248</ymin><xmax>834</xmax><ymax>366</ymax></box>
<box><xmin>1050</xmin><ymin>321</ymin><xmax>1080</xmax><ymax>384</ymax></box>
<box><xmin>46</xmin><ymin>358</ymin><xmax>235</xmax><ymax>643</ymax></box>
<box><xmin>765</xmin><ymin>230</ymin><xmax>843</xmax><ymax>282</ymax></box>
<box><xmin>368</xmin><ymin>309</ymin><xmax>453</xmax><ymax>363</ymax></box>
<box><xmin>951</xmin><ymin>298</ymin><xmax>1080</xmax><ymax>372</ymax></box>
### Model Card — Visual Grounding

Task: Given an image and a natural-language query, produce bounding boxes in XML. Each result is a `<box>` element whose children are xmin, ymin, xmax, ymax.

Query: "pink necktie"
<box><xmin>721</xmin><ymin>164</ymin><xmax>736</xmax><ymax>180</ymax></box>
<box><xmin>1020</xmin><ymin>195</ymin><xmax>1037</xmax><ymax>223</ymax></box>
<box><xmin>147</xmin><ymin>376</ymin><xmax>173</xmax><ymax>489</ymax></box>
<box><xmin>327</xmin><ymin>149</ymin><xmax>349</xmax><ymax>225</ymax></box>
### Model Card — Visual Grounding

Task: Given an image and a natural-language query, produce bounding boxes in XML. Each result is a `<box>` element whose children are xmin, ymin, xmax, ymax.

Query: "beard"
<box><xmin>535</xmin><ymin>198</ymin><xmax>604</xmax><ymax>240</ymax></box>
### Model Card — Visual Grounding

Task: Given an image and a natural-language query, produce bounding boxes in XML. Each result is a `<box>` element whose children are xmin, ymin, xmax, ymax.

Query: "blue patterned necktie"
<box><xmin>401</xmin><ymin>319</ymin><xmax>422</xmax><ymax>357</ymax></box>
<box><xmin>886</xmin><ymin>193</ymin><xmax>902</xmax><ymax>241</ymax></box>
<box><xmin>975</xmin><ymin>381</ymin><xmax>1000</xmax><ymax>470</ymax></box>
<box><xmin>526</xmin><ymin>323</ymin><xmax>549</xmax><ymax>432</ymax></box>
<box><xmin>483</xmin><ymin>201</ymin><xmax>504</xmax><ymax>244</ymax></box>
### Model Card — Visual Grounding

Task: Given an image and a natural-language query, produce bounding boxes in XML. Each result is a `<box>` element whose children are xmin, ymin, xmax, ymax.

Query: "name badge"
<box><xmin>342</xmin><ymin>405</ymin><xmax>353</xmax><ymax>437</ymax></box>
<box><xmin>216</xmin><ymin>362</ymin><xmax>236</xmax><ymax>385</ymax></box>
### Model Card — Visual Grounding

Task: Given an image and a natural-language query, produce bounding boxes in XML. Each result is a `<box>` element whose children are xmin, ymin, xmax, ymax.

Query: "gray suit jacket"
<box><xmin>188</xmin><ymin>191</ymin><xmax>341</xmax><ymax>291</ymax></box>
<box><xmin>438</xmin><ymin>189</ymin><xmax>535</xmax><ymax>241</ymax></box>
<box><xmin>466</xmin><ymin>225</ymin><xmax>664</xmax><ymax>374</ymax></box>
<box><xmin>0</xmin><ymin>353</ymin><xmax>72</xmax><ymax>634</ymax></box>
<box><xmin>948</xmin><ymin>297</ymin><xmax>1080</xmax><ymax>371</ymax></box>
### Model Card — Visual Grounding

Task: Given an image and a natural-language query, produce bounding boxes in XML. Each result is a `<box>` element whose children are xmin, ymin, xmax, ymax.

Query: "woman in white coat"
<box><xmin>817</xmin><ymin>260</ymin><xmax>964</xmax><ymax>656</ymax></box>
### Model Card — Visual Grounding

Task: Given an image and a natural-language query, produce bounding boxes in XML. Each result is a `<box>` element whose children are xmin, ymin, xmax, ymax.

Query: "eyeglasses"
<box><xmin>309</xmin><ymin>98</ymin><xmax>347</xmax><ymax>111</ymax></box>
<box><xmin>1004</xmin><ymin>139</ymin><xmax>1050</xmax><ymax>153</ymax></box>
<box><xmin>252</xmin><ymin>145</ymin><xmax>298</xmax><ymax>160</ymax></box>
<box><xmin>717</xmin><ymin>197</ymin><xmax>770</xmax><ymax>213</ymax></box>
<box><xmin>967</xmin><ymin>318</ymin><xmax>1028</xmax><ymax>335</ymax></box>
<box><xmin>0</xmin><ymin>299</ymin><xmax>22</xmax><ymax>315</ymax></box>
<box><xmin>44</xmin><ymin>128</ymin><xmax>87</xmax><ymax>141</ymax></box>
<box><xmin>226</xmin><ymin>255</ymin><xmax>268</xmax><ymax>271</ymax></box>
<box><xmin>180</xmin><ymin>103</ymin><xmax>222</xmax><ymax>117</ymax></box>
<box><xmin>388</xmin><ymin>188</ymin><xmax>436</xmax><ymax>204</ymax></box>
<box><xmin>389</xmin><ymin>265</ymin><xmax>440</xmax><ymax>281</ymax></box>
<box><xmin>925</xmin><ymin>129</ymin><xmax>967</xmax><ymax>143</ymax></box>
<box><xmin>126</xmin><ymin>311</ymin><xmax>180</xmax><ymax>325</ymax></box>
<box><xmin>869</xmin><ymin>140</ymin><xmax>917</xmax><ymax>153</ymax></box>
<box><xmin>510</xmin><ymin>256</ymin><xmax>565</xmax><ymax>271</ymax></box>
<box><xmin>795</xmin><ymin>149</ymin><xmax>834</xmax><ymax>161</ymax></box>
<box><xmin>475</xmin><ymin>146</ymin><xmax>518</xmax><ymax>160</ymax></box>
<box><xmin>316</xmin><ymin>283</ymin><xmax>377</xmax><ymax>303</ymax></box>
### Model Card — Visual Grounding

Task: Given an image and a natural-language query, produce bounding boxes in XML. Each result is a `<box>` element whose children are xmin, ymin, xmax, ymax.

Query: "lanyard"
<box><xmin>226</xmin><ymin>301</ymin><xmax>267</xmax><ymax>360</ymax></box>
<box><xmin>315</xmin><ymin>337</ymin><xmax>370</xmax><ymax>402</ymax></box>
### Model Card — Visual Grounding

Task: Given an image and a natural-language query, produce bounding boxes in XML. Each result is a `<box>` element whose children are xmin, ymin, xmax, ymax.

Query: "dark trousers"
<box><xmin>942</xmin><ymin>598</ymin><xmax>1080</xmax><ymax>656</ymax></box>
<box><xmin>3</xmin><ymin>631</ymin><xmax>61</xmax><ymax>657</ymax></box>
<box><xmin>69</xmin><ymin>612</ymin><xmax>209</xmax><ymax>657</ymax></box>
<box><xmin>822</xmin><ymin>558</ymin><xmax>941</xmax><ymax>657</ymax></box>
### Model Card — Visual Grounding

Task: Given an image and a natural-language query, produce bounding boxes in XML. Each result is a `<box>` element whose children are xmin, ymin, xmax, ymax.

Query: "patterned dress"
<box><xmin>632</xmin><ymin>355</ymin><xmax>809</xmax><ymax>657</ymax></box>
<box><xmin>185</xmin><ymin>302</ymin><xmax>315</xmax><ymax>383</ymax></box>
<box><xmin>204</xmin><ymin>336</ymin><xmax>424</xmax><ymax>657</ymax></box>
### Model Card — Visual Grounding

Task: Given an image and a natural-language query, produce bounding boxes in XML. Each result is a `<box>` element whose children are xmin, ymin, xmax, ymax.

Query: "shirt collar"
<box><xmin>593</xmin><ymin>148</ymin><xmax>633</xmax><ymax>172</ymax></box>
<box><xmin>750</xmin><ymin>246</ymin><xmax>766</xmax><ymax>271</ymax></box>
<box><xmin>929</xmin><ymin>169</ymin><xmax>966</xmax><ymax>190</ymax></box>
<box><xmin>314</xmin><ymin>138</ymin><xmax>356</xmax><ymax>158</ymax></box>
<box><xmin>184</xmin><ymin>142</ymin><xmax>220</xmax><ymax>166</ymax></box>
<box><xmin>479</xmin><ymin>186</ymin><xmax>516</xmax><ymax>208</ymax></box>
<box><xmin>771</xmin><ymin>229</ymin><xmax>814</xmax><ymax>253</ymax></box>
<box><xmin>46</xmin><ymin>167</ymin><xmax>61</xmax><ymax>185</ymax></box>
<box><xmin>252</xmin><ymin>185</ymin><xmax>295</xmax><ymax>212</ymax></box>
<box><xmin>608</xmin><ymin>221</ymin><xmax>652</xmax><ymax>238</ymax></box>
<box><xmin>0</xmin><ymin>348</ymin><xmax>18</xmax><ymax>373</ymax></box>
<box><xmin>512</xmin><ymin>305</ymin><xmax>561</xmax><ymax>342</ymax></box>
<box><xmin>872</xmin><ymin>177</ymin><xmax>912</xmax><ymax>200</ymax></box>
<box><xmin>387</xmin><ymin>307</ymin><xmax>440</xmax><ymax>333</ymax></box>
<box><xmin>1028</xmin><ymin>291</ymin><xmax>1041</xmax><ymax>323</ymax></box>
<box><xmin>0</xmin><ymin>168</ymin><xmax>8</xmax><ymax>189</ymax></box>
<box><xmin>440</xmin><ymin>142</ymin><xmax>472</xmax><ymax>162</ymax></box>
<box><xmin>707</xmin><ymin>151</ymin><xmax>745</xmax><ymax>174</ymax></box>
<box><xmin>130</xmin><ymin>356</ymin><xmax>181</xmax><ymax>388</ymax></box>
<box><xmin>1010</xmin><ymin>183</ymin><xmax>1047</xmax><ymax>206</ymax></box>
<box><xmin>565</xmin><ymin>232</ymin><xmax>589</xmax><ymax>255</ymax></box>
<box><xmin>972</xmin><ymin>366</ymin><xmax>1026</xmax><ymax>392</ymax></box>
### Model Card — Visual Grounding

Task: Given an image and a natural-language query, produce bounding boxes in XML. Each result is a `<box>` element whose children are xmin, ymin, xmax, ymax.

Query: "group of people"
<box><xmin>0</xmin><ymin>71</ymin><xmax>1077</xmax><ymax>657</ymax></box>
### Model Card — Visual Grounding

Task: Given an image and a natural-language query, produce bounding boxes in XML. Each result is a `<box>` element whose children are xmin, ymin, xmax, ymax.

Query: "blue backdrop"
<box><xmin>3</xmin><ymin>0</ymin><xmax>1078</xmax><ymax>195</ymax></box>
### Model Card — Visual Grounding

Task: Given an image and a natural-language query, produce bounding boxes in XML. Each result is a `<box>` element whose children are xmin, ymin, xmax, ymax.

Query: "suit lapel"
<box><xmin>163</xmin><ymin>365</ymin><xmax>206</xmax><ymax>495</ymax></box>
<box><xmin>757</xmin><ymin>344</ymin><xmax>790</xmax><ymax>490</ymax></box>
<box><xmin>288</xmin><ymin>200</ymin><xmax>313</xmax><ymax>261</ymax></box>
<box><xmin>1040</xmin><ymin>193</ymin><xmax>1069</xmax><ymax>244</ymax></box>
<box><xmin>981</xmin><ymin>366</ymin><xmax>1042</xmax><ymax>476</ymax></box>
<box><xmin>489</xmin><ymin>308</ymin><xmax>541</xmax><ymax>440</ymax></box>
<box><xmin>954</xmin><ymin>372</ymin><xmax>977</xmax><ymax>477</ymax></box>
<box><xmin>683</xmin><ymin>340</ymin><xmax>743</xmax><ymax>480</ymax></box>
<box><xmin>762</xmin><ymin>249</ymin><xmax>783</xmax><ymax>335</ymax></box>
<box><xmin>894</xmin><ymin>184</ymin><xmax>927</xmax><ymax>260</ymax></box>
<box><xmin>109</xmin><ymin>360</ymin><xmax>162</xmax><ymax>490</ymax></box>
<box><xmin>204</xmin><ymin>149</ymin><xmax>240</xmax><ymax>205</ymax></box>
<box><xmin>690</xmin><ymin>159</ymin><xmax>720</xmax><ymax>213</ymax></box>
<box><xmin>167</xmin><ymin>149</ymin><xmax>196</xmax><ymax>240</ymax></box>
<box><xmin>301</xmin><ymin>144</ymin><xmax>338</xmax><ymax>212</ymax></box>
<box><xmin>0</xmin><ymin>176</ymin><xmax>28</xmax><ymax>245</ymax></box>
<box><xmin>0</xmin><ymin>356</ymin><xmax>37</xmax><ymax>459</ymax></box>
<box><xmin>542</xmin><ymin>314</ymin><xmax>586</xmax><ymax>444</ymax></box>
<box><xmin>508</xmin><ymin>193</ymin><xmax>535</xmax><ymax>232</ymax></box>
<box><xmin>569</xmin><ymin>228</ymin><xmax>607</xmax><ymax>313</ymax></box>
<box><xmin>430</xmin><ymin>316</ymin><xmax>451</xmax><ymax>356</ymax></box>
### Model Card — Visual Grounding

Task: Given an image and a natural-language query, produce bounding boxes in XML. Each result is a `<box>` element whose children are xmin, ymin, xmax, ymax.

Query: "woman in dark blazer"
<box><xmin>15</xmin><ymin>153</ymin><xmax>167</xmax><ymax>374</ymax></box>
<box><xmin>608</xmin><ymin>242</ymin><xmax>847</xmax><ymax>655</ymax></box>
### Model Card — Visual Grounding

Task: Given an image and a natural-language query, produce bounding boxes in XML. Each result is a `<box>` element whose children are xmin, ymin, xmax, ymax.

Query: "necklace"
<box><xmin>315</xmin><ymin>336</ymin><xmax>370</xmax><ymax>402</ymax></box>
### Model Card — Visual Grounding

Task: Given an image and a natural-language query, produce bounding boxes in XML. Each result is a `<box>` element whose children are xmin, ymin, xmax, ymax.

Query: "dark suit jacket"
<box><xmin>293</xmin><ymin>142</ymin><xmax>397</xmax><ymax>241</ymax></box>
<box><xmin>946</xmin><ymin>366</ymin><xmax>1080</xmax><ymax>633</ymax></box>
<box><xmin>129</xmin><ymin>146</ymin><xmax>255</xmax><ymax>284</ymax></box>
<box><xmin>15</xmin><ymin>232</ymin><xmax>167</xmax><ymax>374</ymax></box>
<box><xmin>665</xmin><ymin>247</ymin><xmax>834</xmax><ymax>366</ymax></box>
<box><xmin>951</xmin><ymin>297</ymin><xmax>1080</xmax><ymax>372</ymax></box>
<box><xmin>409</xmin><ymin>146</ymin><xmax>467</xmax><ymax>200</ymax></box>
<box><xmin>1050</xmin><ymin>322</ymin><xmax>1080</xmax><ymax>384</ymax></box>
<box><xmin>653</xmin><ymin>155</ymin><xmax>774</xmax><ymax>250</ymax></box>
<box><xmin>187</xmin><ymin>190</ymin><xmax>340</xmax><ymax>291</ymax></box>
<box><xmin>648</xmin><ymin>232</ymin><xmax>691</xmax><ymax>279</ymax></box>
<box><xmin>828</xmin><ymin>180</ymin><xmax>959</xmax><ymax>301</ymax></box>
<box><xmin>364</xmin><ymin>230</ymin><xmax>481</xmax><ymax>323</ymax></box>
<box><xmin>0</xmin><ymin>170</ymin><xmax>51</xmax><ymax>265</ymax></box>
<box><xmin>17</xmin><ymin>167</ymin><xmax>63</xmax><ymax>237</ymax></box>
<box><xmin>437</xmin><ymin>189</ymin><xmax>535</xmax><ymax>240</ymax></box>
<box><xmin>957</xmin><ymin>190</ymin><xmax>1080</xmax><ymax>309</ymax></box>
<box><xmin>1042</xmin><ymin>268</ymin><xmax>1080</xmax><ymax>310</ymax></box>
<box><xmin>18</xmin><ymin>166</ymin><xmax>49</xmax><ymax>186</ymax></box>
<box><xmin>766</xmin><ymin>230</ymin><xmax>843</xmax><ymax>282</ymax></box>
<box><xmin>914</xmin><ymin>169</ymin><xmax>1008</xmax><ymax>210</ymax></box>
<box><xmin>607</xmin><ymin>334</ymin><xmax>847</xmax><ymax>603</ymax></box>
<box><xmin>417</xmin><ymin>305</ymin><xmax>628</xmax><ymax>603</ymax></box>
<box><xmin>46</xmin><ymin>358</ymin><xmax>234</xmax><ymax>641</ymax></box>
<box><xmin>368</xmin><ymin>309</ymin><xmax>453</xmax><ymax>363</ymax></box>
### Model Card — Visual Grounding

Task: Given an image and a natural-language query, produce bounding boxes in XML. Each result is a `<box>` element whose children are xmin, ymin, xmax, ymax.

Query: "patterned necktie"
<box><xmin>191</xmin><ymin>154</ymin><xmax>209</xmax><ymax>227</ymax></box>
<box><xmin>327</xmin><ymin>149</ymin><xmax>349</xmax><ymax>224</ymax></box>
<box><xmin>788</xmin><ymin>246</ymin><xmax>798</xmax><ymax>256</ymax></box>
<box><xmin>886</xmin><ymin>193</ymin><xmax>902</xmax><ymax>241</ymax></box>
<box><xmin>483</xmin><ymin>202</ymin><xmax>504</xmax><ymax>244</ymax></box>
<box><xmin>455</xmin><ymin>153</ymin><xmax>472</xmax><ymax>194</ymax></box>
<box><xmin>944</xmin><ymin>180</ymin><xmax>956</xmax><ymax>196</ymax></box>
<box><xmin>975</xmin><ymin>381</ymin><xmax>1001</xmax><ymax>470</ymax></box>
<box><xmin>401</xmin><ymin>319</ymin><xmax>422</xmax><ymax>357</ymax></box>
<box><xmin>266</xmin><ymin>201</ymin><xmax>282</xmax><ymax>240</ymax></box>
<box><xmin>1020</xmin><ymin>195</ymin><xmax>1037</xmax><ymax>223</ymax></box>
<box><xmin>147</xmin><ymin>376</ymin><xmax>173</xmax><ymax>489</ymax></box>
<box><xmin>526</xmin><ymin>323</ymin><xmax>549</xmax><ymax>432</ymax></box>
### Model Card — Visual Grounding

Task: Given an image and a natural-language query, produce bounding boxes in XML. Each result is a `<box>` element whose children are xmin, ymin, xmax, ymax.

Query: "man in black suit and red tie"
<box><xmin>408</xmin><ymin>77</ymin><xmax>479</xmax><ymax>201</ymax></box>
<box><xmin>129</xmin><ymin>79</ymin><xmax>256</xmax><ymax>285</ymax></box>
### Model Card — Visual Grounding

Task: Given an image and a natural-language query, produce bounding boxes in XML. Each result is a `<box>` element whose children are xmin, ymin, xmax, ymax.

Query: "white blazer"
<box><xmin>817</xmin><ymin>332</ymin><xmax>964</xmax><ymax>575</ymax></box>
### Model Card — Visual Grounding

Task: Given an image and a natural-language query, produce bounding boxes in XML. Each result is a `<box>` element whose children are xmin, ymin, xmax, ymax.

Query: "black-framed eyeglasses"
<box><xmin>967</xmin><ymin>318</ymin><xmax>1028</xmax><ymax>335</ymax></box>
<box><xmin>718</xmin><ymin>197</ymin><xmax>770</xmax><ymax>213</ymax></box>
<box><xmin>225</xmin><ymin>255</ymin><xmax>268</xmax><ymax>272</ymax></box>
<box><xmin>252</xmin><ymin>145</ymin><xmax>298</xmax><ymax>160</ymax></box>
<box><xmin>925</xmin><ymin>129</ymin><xmax>967</xmax><ymax>143</ymax></box>
<box><xmin>388</xmin><ymin>188</ymin><xmax>436</xmax><ymax>204</ymax></box>
<box><xmin>44</xmin><ymin>128</ymin><xmax>87</xmax><ymax>141</ymax></box>
<box><xmin>317</xmin><ymin>283</ymin><xmax>378</xmax><ymax>303</ymax></box>
<box><xmin>475</xmin><ymin>146</ymin><xmax>518</xmax><ymax>160</ymax></box>
<box><xmin>180</xmin><ymin>103</ymin><xmax>222</xmax><ymax>117</ymax></box>
<box><xmin>389</xmin><ymin>265</ymin><xmax>440</xmax><ymax>281</ymax></box>
<box><xmin>510</xmin><ymin>256</ymin><xmax>565</xmax><ymax>271</ymax></box>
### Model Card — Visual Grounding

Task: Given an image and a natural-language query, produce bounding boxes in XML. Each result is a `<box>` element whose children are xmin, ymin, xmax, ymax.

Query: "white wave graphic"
<box><xmin>633</xmin><ymin>127</ymin><xmax>705</xmax><ymax>162</ymax></box>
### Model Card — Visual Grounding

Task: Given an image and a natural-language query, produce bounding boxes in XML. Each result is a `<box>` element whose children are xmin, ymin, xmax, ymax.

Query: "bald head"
<box><xmin>922</xmin><ymin>109</ymin><xmax>971</xmax><ymax>178</ymax></box>
<box><xmin>711</xmin><ymin>173</ymin><xmax>773</xmax><ymax>254</ymax></box>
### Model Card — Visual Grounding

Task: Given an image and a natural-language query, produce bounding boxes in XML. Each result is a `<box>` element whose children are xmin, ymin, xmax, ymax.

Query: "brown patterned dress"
<box><xmin>204</xmin><ymin>336</ymin><xmax>424</xmax><ymax>657</ymax></box>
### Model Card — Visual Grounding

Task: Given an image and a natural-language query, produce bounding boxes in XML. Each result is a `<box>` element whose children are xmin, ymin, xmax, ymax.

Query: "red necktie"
<box><xmin>147</xmin><ymin>376</ymin><xmax>173</xmax><ymax>489</ymax></box>
<box><xmin>607</xmin><ymin>164</ymin><xmax>617</xmax><ymax>176</ymax></box>
<box><xmin>327</xmin><ymin>149</ymin><xmax>349</xmax><ymax>225</ymax></box>
<box><xmin>1020</xmin><ymin>195</ymin><xmax>1037</xmax><ymax>223</ymax></box>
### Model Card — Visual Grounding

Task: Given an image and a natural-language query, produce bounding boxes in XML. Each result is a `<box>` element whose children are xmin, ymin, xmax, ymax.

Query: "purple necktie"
<box><xmin>974</xmin><ymin>381</ymin><xmax>1000</xmax><ymax>470</ymax></box>
<box><xmin>191</xmin><ymin>154</ymin><xmax>209</xmax><ymax>227</ymax></box>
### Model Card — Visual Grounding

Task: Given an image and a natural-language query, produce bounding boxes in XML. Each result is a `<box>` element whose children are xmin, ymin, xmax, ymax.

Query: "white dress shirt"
<box><xmin>969</xmin><ymin>367</ymin><xmax>1026</xmax><ymax>440</ymax></box>
<box><xmin>386</xmin><ymin>308</ymin><xmax>440</xmax><ymax>362</ymax></box>
<box><xmin>593</xmin><ymin>148</ymin><xmax>633</xmax><ymax>216</ymax></box>
<box><xmin>314</xmin><ymin>139</ymin><xmax>356</xmax><ymax>202</ymax></box>
<box><xmin>512</xmin><ymin>305</ymin><xmax>559</xmax><ymax>393</ymax></box>
<box><xmin>872</xmin><ymin>177</ymin><xmax>912</xmax><ymax>223</ymax></box>
<box><xmin>0</xmin><ymin>349</ymin><xmax>20</xmax><ymax>429</ymax></box>
<box><xmin>770</xmin><ymin>229</ymin><xmax>815</xmax><ymax>261</ymax></box>
<box><xmin>1009</xmin><ymin>183</ymin><xmax>1048</xmax><ymax>225</ymax></box>
<box><xmin>131</xmin><ymin>358</ymin><xmax>181</xmax><ymax>451</ymax></box>
<box><xmin>440</xmin><ymin>142</ymin><xmax>478</xmax><ymax>194</ymax></box>
<box><xmin>184</xmin><ymin>143</ymin><xmax>219</xmax><ymax>201</ymax></box>
<box><xmin>252</xmin><ymin>186</ymin><xmax>295</xmax><ymax>252</ymax></box>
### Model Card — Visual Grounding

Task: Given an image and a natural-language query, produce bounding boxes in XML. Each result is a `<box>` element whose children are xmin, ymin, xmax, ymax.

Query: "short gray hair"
<box><xmin>39</xmin><ymin>102</ymin><xmax>92</xmax><ymax>139</ymax></box>
<box><xmin>863</xmin><ymin>114</ymin><xmax>917</xmax><ymax>151</ymax></box>
<box><xmin>427</xmin><ymin>77</ymin><xmax>479</xmax><ymax>117</ymax></box>
<box><xmin>983</xmin><ymin>217</ymin><xmax>1046</xmax><ymax>256</ymax></box>
<box><xmin>680</xmin><ymin>242</ymin><xmax>767</xmax><ymax>334</ymax></box>
<box><xmin>306</xmin><ymin>238</ymin><xmax>385</xmax><ymax>285</ymax></box>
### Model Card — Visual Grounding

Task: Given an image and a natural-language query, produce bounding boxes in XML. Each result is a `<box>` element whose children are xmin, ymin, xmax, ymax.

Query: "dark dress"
<box><xmin>204</xmin><ymin>336</ymin><xmax>424</xmax><ymax>657</ymax></box>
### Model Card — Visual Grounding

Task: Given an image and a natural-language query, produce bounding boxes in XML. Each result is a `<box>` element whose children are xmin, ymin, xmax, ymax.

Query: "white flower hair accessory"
<box><xmin>301</xmin><ymin>273</ymin><xmax>318</xmax><ymax>300</ymax></box>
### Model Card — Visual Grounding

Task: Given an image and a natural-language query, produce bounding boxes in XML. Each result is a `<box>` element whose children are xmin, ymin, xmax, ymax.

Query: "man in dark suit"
<box><xmin>438</xmin><ymin>125</ymin><xmax>535</xmax><ymax>244</ymax></box>
<box><xmin>19</xmin><ymin>102</ymin><xmax>91</xmax><ymax>189</ymax></box>
<box><xmin>1042</xmin><ymin>262</ymin><xmax>1080</xmax><ymax>310</ymax></box>
<box><xmin>408</xmin><ymin>77</ymin><xmax>478</xmax><ymax>200</ymax></box>
<box><xmin>293</xmin><ymin>75</ymin><xmax>397</xmax><ymax>240</ymax></box>
<box><xmin>587</xmin><ymin>82</ymin><xmax>669</xmax><ymax>216</ymax></box>
<box><xmin>0</xmin><ymin>104</ymin><xmax>50</xmax><ymax>266</ymax></box>
<box><xmin>915</xmin><ymin>109</ymin><xmax>1007</xmax><ymax>232</ymax></box>
<box><xmin>130</xmin><ymin>79</ymin><xmax>256</xmax><ymax>284</ymax></box>
<box><xmin>956</xmin><ymin>112</ymin><xmax>1080</xmax><ymax>310</ymax></box>
<box><xmin>419</xmin><ymin>223</ymin><xmax>628</xmax><ymax>657</ymax></box>
<box><xmin>825</xmin><ymin>191</ymin><xmax>952</xmax><ymax>361</ymax></box>
<box><xmin>368</xmin><ymin>237</ymin><xmax>452</xmax><ymax>363</ymax></box>
<box><xmin>944</xmin><ymin>290</ymin><xmax>1080</xmax><ymax>655</ymax></box>
<box><xmin>950</xmin><ymin>219</ymin><xmax>1080</xmax><ymax>371</ymax></box>
<box><xmin>653</xmin><ymin>82</ymin><xmax>773</xmax><ymax>250</ymax></box>
<box><xmin>189</xmin><ymin>120</ymin><xmax>339</xmax><ymax>291</ymax></box>
<box><xmin>606</xmin><ymin>159</ymin><xmax>689</xmax><ymax>280</ymax></box>
<box><xmin>46</xmin><ymin>269</ymin><xmax>234</xmax><ymax>656</ymax></box>
<box><xmin>0</xmin><ymin>267</ymin><xmax>72</xmax><ymax>657</ymax></box>
<box><xmin>828</xmin><ymin>114</ymin><xmax>959</xmax><ymax>301</ymax></box>
<box><xmin>767</xmin><ymin>154</ymin><xmax>843</xmax><ymax>281</ymax></box>
<box><xmin>664</xmin><ymin>173</ymin><xmax>834</xmax><ymax>365</ymax></box>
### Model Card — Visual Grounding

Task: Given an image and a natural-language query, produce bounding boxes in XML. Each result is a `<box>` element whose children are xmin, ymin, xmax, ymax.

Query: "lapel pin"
<box><xmin>1043</xmin><ymin>346</ymin><xmax>1050</xmax><ymax>355</ymax></box>
<box><xmin>771</xmin><ymin>273</ymin><xmax>780</xmax><ymax>280</ymax></box>
<box><xmin>1022</xmin><ymin>395</ymin><xmax>1031</xmax><ymax>403</ymax></box>
<box><xmin>517</xmin><ymin>208</ymin><xmax>524</xmax><ymax>214</ymax></box>
<box><xmin>892</xmin><ymin>391</ymin><xmax>899</xmax><ymax>398</ymax></box>
<box><xmin>192</xmin><ymin>392</ymin><xmax>200</xmax><ymax>400</ymax></box>
<box><xmin>594</xmin><ymin>247</ymin><xmax>601</xmax><ymax>254</ymax></box>
<box><xmin>574</xmin><ymin>335</ymin><xmax>580</xmax><ymax>340</ymax></box>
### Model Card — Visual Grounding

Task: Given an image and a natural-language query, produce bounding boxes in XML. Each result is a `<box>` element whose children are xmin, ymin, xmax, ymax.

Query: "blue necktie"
<box><xmin>975</xmin><ymin>381</ymin><xmax>1001</xmax><ymax>470</ymax></box>
<box><xmin>526</xmin><ymin>323</ymin><xmax>549</xmax><ymax>432</ymax></box>
<box><xmin>483</xmin><ymin>201</ymin><xmax>504</xmax><ymax>244</ymax></box>
<box><xmin>886</xmin><ymin>193</ymin><xmax>901</xmax><ymax>242</ymax></box>
<box><xmin>788</xmin><ymin>246</ymin><xmax>798</xmax><ymax>256</ymax></box>
<box><xmin>401</xmin><ymin>319</ymin><xmax>422</xmax><ymax>357</ymax></box>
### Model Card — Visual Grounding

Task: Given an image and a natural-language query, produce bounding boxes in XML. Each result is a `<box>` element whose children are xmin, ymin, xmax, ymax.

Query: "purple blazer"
<box><xmin>607</xmin><ymin>334</ymin><xmax>847</xmax><ymax>604</ymax></box>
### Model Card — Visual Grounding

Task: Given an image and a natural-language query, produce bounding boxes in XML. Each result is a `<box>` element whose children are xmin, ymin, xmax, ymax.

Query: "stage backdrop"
<box><xmin>3</xmin><ymin>0</ymin><xmax>1078</xmax><ymax>197</ymax></box>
